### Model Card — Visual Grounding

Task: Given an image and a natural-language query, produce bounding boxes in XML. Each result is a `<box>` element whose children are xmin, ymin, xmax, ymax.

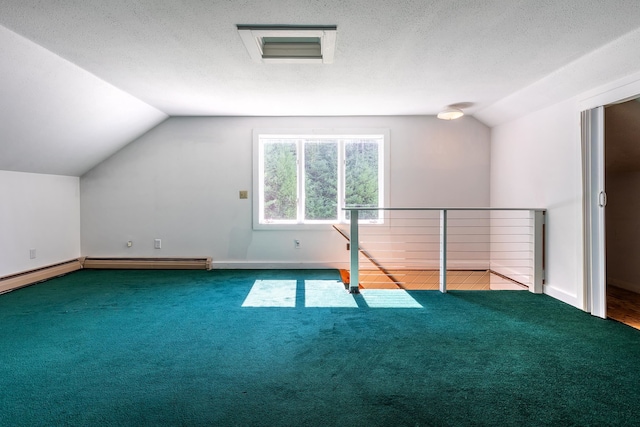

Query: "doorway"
<box><xmin>584</xmin><ymin>99</ymin><xmax>640</xmax><ymax>325</ymax></box>
<box><xmin>604</xmin><ymin>99</ymin><xmax>640</xmax><ymax>328</ymax></box>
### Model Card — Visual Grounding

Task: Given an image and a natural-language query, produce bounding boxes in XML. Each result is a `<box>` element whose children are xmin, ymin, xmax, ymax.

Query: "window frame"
<box><xmin>252</xmin><ymin>129</ymin><xmax>390</xmax><ymax>230</ymax></box>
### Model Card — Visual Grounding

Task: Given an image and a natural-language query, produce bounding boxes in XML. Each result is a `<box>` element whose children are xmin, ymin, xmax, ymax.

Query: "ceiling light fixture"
<box><xmin>437</xmin><ymin>107</ymin><xmax>464</xmax><ymax>120</ymax></box>
<box><xmin>237</xmin><ymin>25</ymin><xmax>337</xmax><ymax>64</ymax></box>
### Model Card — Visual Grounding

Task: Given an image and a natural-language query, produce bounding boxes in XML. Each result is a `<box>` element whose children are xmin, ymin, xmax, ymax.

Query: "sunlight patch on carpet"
<box><xmin>304</xmin><ymin>280</ymin><xmax>359</xmax><ymax>308</ymax></box>
<box><xmin>360</xmin><ymin>289</ymin><xmax>423</xmax><ymax>308</ymax></box>
<box><xmin>242</xmin><ymin>280</ymin><xmax>297</xmax><ymax>307</ymax></box>
<box><xmin>242</xmin><ymin>280</ymin><xmax>423</xmax><ymax>308</ymax></box>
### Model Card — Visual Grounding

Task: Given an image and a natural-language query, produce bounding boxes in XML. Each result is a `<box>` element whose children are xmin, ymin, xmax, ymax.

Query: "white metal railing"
<box><xmin>341</xmin><ymin>208</ymin><xmax>546</xmax><ymax>294</ymax></box>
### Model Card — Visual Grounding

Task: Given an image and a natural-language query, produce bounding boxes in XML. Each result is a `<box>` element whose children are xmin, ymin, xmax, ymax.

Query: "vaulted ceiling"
<box><xmin>2</xmin><ymin>1</ymin><xmax>640</xmax><ymax>176</ymax></box>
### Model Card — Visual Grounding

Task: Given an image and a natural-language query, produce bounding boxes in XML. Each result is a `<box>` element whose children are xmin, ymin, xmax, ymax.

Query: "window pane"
<box><xmin>345</xmin><ymin>139</ymin><xmax>380</xmax><ymax>220</ymax></box>
<box><xmin>263</xmin><ymin>141</ymin><xmax>297</xmax><ymax>221</ymax></box>
<box><xmin>305</xmin><ymin>140</ymin><xmax>338</xmax><ymax>220</ymax></box>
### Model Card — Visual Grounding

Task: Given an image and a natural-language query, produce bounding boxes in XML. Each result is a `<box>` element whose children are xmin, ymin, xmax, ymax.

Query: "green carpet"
<box><xmin>1</xmin><ymin>269</ymin><xmax>640</xmax><ymax>426</ymax></box>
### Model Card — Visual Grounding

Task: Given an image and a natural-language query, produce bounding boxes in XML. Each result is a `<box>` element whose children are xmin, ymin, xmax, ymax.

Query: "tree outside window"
<box><xmin>258</xmin><ymin>134</ymin><xmax>384</xmax><ymax>224</ymax></box>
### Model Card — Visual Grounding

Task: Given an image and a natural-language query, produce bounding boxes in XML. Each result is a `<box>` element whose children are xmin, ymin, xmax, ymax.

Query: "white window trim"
<box><xmin>252</xmin><ymin>128</ymin><xmax>390</xmax><ymax>230</ymax></box>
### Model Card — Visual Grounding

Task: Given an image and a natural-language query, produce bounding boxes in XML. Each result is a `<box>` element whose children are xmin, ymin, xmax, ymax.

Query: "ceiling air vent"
<box><xmin>237</xmin><ymin>25</ymin><xmax>337</xmax><ymax>64</ymax></box>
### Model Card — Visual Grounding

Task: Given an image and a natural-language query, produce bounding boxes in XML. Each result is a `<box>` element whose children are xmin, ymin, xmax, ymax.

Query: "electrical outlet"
<box><xmin>29</xmin><ymin>248</ymin><xmax>36</xmax><ymax>259</ymax></box>
<box><xmin>154</xmin><ymin>239</ymin><xmax>162</xmax><ymax>249</ymax></box>
<box><xmin>295</xmin><ymin>239</ymin><xmax>300</xmax><ymax>249</ymax></box>
<box><xmin>127</xmin><ymin>241</ymin><xmax>133</xmax><ymax>248</ymax></box>
<box><xmin>239</xmin><ymin>190</ymin><xmax>248</xmax><ymax>199</ymax></box>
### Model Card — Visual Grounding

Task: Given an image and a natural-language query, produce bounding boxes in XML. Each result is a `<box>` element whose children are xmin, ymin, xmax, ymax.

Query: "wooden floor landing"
<box><xmin>607</xmin><ymin>286</ymin><xmax>640</xmax><ymax>330</ymax></box>
<box><xmin>340</xmin><ymin>269</ymin><xmax>527</xmax><ymax>291</ymax></box>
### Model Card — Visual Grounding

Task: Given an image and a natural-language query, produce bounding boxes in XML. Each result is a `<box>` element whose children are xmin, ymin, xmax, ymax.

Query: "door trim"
<box><xmin>582</xmin><ymin>106</ymin><xmax>606</xmax><ymax>318</ymax></box>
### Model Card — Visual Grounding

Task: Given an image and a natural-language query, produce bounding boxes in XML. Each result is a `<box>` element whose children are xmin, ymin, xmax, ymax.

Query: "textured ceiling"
<box><xmin>1</xmin><ymin>0</ymin><xmax>640</xmax><ymax>118</ymax></box>
<box><xmin>2</xmin><ymin>1</ymin><xmax>640</xmax><ymax>176</ymax></box>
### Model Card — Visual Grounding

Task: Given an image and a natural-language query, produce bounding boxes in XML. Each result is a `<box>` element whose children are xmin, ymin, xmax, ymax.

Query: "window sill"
<box><xmin>252</xmin><ymin>220</ymin><xmax>384</xmax><ymax>231</ymax></box>
<box><xmin>253</xmin><ymin>222</ymin><xmax>339</xmax><ymax>231</ymax></box>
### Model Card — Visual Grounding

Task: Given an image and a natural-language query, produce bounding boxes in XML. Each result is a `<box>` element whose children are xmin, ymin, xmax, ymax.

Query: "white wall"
<box><xmin>485</xmin><ymin>26</ymin><xmax>640</xmax><ymax>306</ymax></box>
<box><xmin>490</xmin><ymin>62</ymin><xmax>640</xmax><ymax>311</ymax></box>
<box><xmin>0</xmin><ymin>171</ymin><xmax>81</xmax><ymax>277</ymax></box>
<box><xmin>490</xmin><ymin>99</ymin><xmax>583</xmax><ymax>307</ymax></box>
<box><xmin>80</xmin><ymin>115</ymin><xmax>490</xmax><ymax>268</ymax></box>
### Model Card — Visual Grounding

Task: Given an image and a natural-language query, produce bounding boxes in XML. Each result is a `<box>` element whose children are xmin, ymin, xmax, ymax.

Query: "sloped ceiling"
<box><xmin>0</xmin><ymin>26</ymin><xmax>167</xmax><ymax>176</ymax></box>
<box><xmin>1</xmin><ymin>1</ymin><xmax>640</xmax><ymax>176</ymax></box>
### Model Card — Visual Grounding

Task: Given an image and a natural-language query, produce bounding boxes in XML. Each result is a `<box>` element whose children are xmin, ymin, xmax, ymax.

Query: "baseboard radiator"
<box><xmin>82</xmin><ymin>257</ymin><xmax>213</xmax><ymax>270</ymax></box>
<box><xmin>0</xmin><ymin>259</ymin><xmax>83</xmax><ymax>294</ymax></box>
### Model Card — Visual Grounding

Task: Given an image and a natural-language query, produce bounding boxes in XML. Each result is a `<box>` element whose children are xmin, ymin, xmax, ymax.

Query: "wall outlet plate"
<box><xmin>239</xmin><ymin>190</ymin><xmax>248</xmax><ymax>199</ymax></box>
<box><xmin>154</xmin><ymin>239</ymin><xmax>161</xmax><ymax>249</ymax></box>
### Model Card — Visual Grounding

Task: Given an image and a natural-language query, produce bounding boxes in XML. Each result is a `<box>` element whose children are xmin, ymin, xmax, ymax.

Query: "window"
<box><xmin>253</xmin><ymin>131</ymin><xmax>389</xmax><ymax>228</ymax></box>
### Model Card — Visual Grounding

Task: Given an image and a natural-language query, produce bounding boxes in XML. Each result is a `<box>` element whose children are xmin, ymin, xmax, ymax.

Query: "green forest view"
<box><xmin>263</xmin><ymin>141</ymin><xmax>297</xmax><ymax>220</ymax></box>
<box><xmin>262</xmin><ymin>138</ymin><xmax>380</xmax><ymax>222</ymax></box>
<box><xmin>345</xmin><ymin>140</ymin><xmax>379</xmax><ymax>220</ymax></box>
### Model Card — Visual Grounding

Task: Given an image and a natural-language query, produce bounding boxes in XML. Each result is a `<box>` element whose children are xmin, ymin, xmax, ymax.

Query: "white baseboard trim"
<box><xmin>0</xmin><ymin>259</ymin><xmax>83</xmax><ymax>294</ymax></box>
<box><xmin>543</xmin><ymin>284</ymin><xmax>579</xmax><ymax>308</ymax></box>
<box><xmin>211</xmin><ymin>261</ymin><xmax>492</xmax><ymax>270</ymax></box>
<box><xmin>372</xmin><ymin>261</ymin><xmax>491</xmax><ymax>271</ymax></box>
<box><xmin>443</xmin><ymin>260</ymin><xmax>491</xmax><ymax>270</ymax></box>
<box><xmin>607</xmin><ymin>278</ymin><xmax>640</xmax><ymax>294</ymax></box>
<box><xmin>210</xmin><ymin>261</ymin><xmax>346</xmax><ymax>270</ymax></box>
<box><xmin>490</xmin><ymin>262</ymin><xmax>532</xmax><ymax>282</ymax></box>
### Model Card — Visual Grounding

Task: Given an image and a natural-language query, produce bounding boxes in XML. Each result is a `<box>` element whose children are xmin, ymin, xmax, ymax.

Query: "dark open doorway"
<box><xmin>605</xmin><ymin>98</ymin><xmax>640</xmax><ymax>328</ymax></box>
